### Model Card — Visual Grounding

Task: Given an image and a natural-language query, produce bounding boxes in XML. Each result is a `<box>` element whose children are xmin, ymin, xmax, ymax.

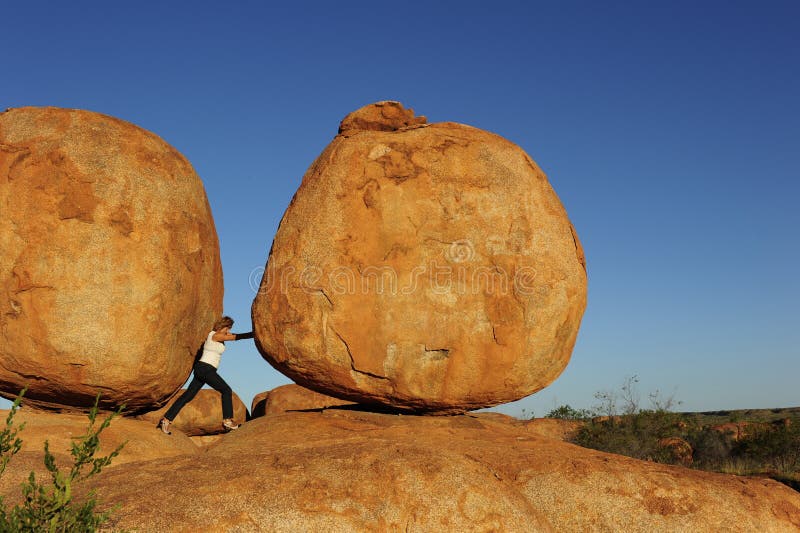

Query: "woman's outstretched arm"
<box><xmin>212</xmin><ymin>327</ymin><xmax>236</xmax><ymax>342</ymax></box>
<box><xmin>212</xmin><ymin>327</ymin><xmax>253</xmax><ymax>342</ymax></box>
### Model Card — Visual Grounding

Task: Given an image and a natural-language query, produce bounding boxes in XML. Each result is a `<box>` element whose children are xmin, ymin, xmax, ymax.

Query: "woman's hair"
<box><xmin>213</xmin><ymin>316</ymin><xmax>234</xmax><ymax>331</ymax></box>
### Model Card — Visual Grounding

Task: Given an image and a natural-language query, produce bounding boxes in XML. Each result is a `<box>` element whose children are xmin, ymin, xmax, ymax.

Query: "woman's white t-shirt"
<box><xmin>199</xmin><ymin>331</ymin><xmax>225</xmax><ymax>368</ymax></box>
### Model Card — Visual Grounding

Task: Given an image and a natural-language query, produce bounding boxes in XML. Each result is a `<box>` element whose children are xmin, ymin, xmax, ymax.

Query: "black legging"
<box><xmin>164</xmin><ymin>361</ymin><xmax>233</xmax><ymax>421</ymax></box>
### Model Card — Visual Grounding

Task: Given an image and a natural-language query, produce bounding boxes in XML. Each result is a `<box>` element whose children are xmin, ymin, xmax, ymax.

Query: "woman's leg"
<box><xmin>163</xmin><ymin>374</ymin><xmax>205</xmax><ymax>421</ymax></box>
<box><xmin>200</xmin><ymin>368</ymin><xmax>234</xmax><ymax>420</ymax></box>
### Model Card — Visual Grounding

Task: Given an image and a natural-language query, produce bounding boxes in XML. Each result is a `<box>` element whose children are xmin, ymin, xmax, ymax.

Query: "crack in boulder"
<box><xmin>331</xmin><ymin>327</ymin><xmax>390</xmax><ymax>381</ymax></box>
<box><xmin>423</xmin><ymin>346</ymin><xmax>450</xmax><ymax>361</ymax></box>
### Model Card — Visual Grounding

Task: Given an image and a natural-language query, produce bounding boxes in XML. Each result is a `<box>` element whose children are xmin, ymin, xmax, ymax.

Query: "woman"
<box><xmin>159</xmin><ymin>316</ymin><xmax>253</xmax><ymax>434</ymax></box>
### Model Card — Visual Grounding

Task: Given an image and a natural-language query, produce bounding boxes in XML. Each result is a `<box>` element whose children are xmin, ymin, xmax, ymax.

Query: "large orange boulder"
<box><xmin>80</xmin><ymin>410</ymin><xmax>800</xmax><ymax>531</ymax></box>
<box><xmin>252</xmin><ymin>101</ymin><xmax>587</xmax><ymax>413</ymax></box>
<box><xmin>137</xmin><ymin>389</ymin><xmax>248</xmax><ymax>435</ymax></box>
<box><xmin>0</xmin><ymin>107</ymin><xmax>223</xmax><ymax>411</ymax></box>
<box><xmin>251</xmin><ymin>384</ymin><xmax>354</xmax><ymax>418</ymax></box>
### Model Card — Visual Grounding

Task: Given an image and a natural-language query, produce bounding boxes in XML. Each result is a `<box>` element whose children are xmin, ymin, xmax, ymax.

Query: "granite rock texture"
<box><xmin>252</xmin><ymin>101</ymin><xmax>587</xmax><ymax>413</ymax></box>
<box><xmin>76</xmin><ymin>410</ymin><xmax>800</xmax><ymax>532</ymax></box>
<box><xmin>250</xmin><ymin>383</ymin><xmax>353</xmax><ymax>418</ymax></box>
<box><xmin>0</xmin><ymin>107</ymin><xmax>222</xmax><ymax>411</ymax></box>
<box><xmin>0</xmin><ymin>408</ymin><xmax>197</xmax><ymax>471</ymax></box>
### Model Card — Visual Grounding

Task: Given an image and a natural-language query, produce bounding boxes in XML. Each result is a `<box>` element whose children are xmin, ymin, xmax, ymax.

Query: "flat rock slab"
<box><xmin>8</xmin><ymin>408</ymin><xmax>198</xmax><ymax>463</ymax></box>
<box><xmin>81</xmin><ymin>410</ymin><xmax>800</xmax><ymax>532</ymax></box>
<box><xmin>0</xmin><ymin>407</ymin><xmax>198</xmax><ymax>504</ymax></box>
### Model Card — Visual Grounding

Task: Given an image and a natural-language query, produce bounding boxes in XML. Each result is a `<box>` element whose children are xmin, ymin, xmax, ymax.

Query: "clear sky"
<box><xmin>2</xmin><ymin>1</ymin><xmax>798</xmax><ymax>416</ymax></box>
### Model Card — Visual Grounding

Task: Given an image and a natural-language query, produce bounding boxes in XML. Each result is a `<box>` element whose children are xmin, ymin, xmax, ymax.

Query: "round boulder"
<box><xmin>251</xmin><ymin>384</ymin><xmax>354</xmax><ymax>418</ymax></box>
<box><xmin>252</xmin><ymin>101</ymin><xmax>587</xmax><ymax>413</ymax></box>
<box><xmin>0</xmin><ymin>107</ymin><xmax>223</xmax><ymax>411</ymax></box>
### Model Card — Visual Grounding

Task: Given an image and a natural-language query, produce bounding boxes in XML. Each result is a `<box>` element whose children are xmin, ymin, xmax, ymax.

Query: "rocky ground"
<box><xmin>3</xmin><ymin>406</ymin><xmax>799</xmax><ymax>532</ymax></box>
<box><xmin>136</xmin><ymin>389</ymin><xmax>248</xmax><ymax>436</ymax></box>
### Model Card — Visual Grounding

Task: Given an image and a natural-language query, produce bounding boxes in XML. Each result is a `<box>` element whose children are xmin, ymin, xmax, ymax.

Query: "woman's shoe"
<box><xmin>158</xmin><ymin>418</ymin><xmax>172</xmax><ymax>435</ymax></box>
<box><xmin>222</xmin><ymin>419</ymin><xmax>239</xmax><ymax>431</ymax></box>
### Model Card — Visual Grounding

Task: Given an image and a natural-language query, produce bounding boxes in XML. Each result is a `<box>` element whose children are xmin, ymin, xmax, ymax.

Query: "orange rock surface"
<box><xmin>0</xmin><ymin>407</ymin><xmax>199</xmax><ymax>507</ymax></box>
<box><xmin>251</xmin><ymin>383</ymin><xmax>354</xmax><ymax>417</ymax></box>
<box><xmin>338</xmin><ymin>100</ymin><xmax>427</xmax><ymax>134</ymax></box>
<box><xmin>523</xmin><ymin>417</ymin><xmax>585</xmax><ymax>441</ymax></box>
<box><xmin>252</xmin><ymin>101</ymin><xmax>587</xmax><ymax>413</ymax></box>
<box><xmin>138</xmin><ymin>388</ymin><xmax>248</xmax><ymax>435</ymax></box>
<box><xmin>11</xmin><ymin>407</ymin><xmax>198</xmax><ymax>461</ymax></box>
<box><xmin>76</xmin><ymin>410</ymin><xmax>800</xmax><ymax>531</ymax></box>
<box><xmin>0</xmin><ymin>107</ymin><xmax>222</xmax><ymax>411</ymax></box>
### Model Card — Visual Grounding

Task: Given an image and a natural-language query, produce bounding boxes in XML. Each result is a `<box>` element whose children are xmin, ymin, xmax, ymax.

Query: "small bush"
<box><xmin>733</xmin><ymin>424</ymin><xmax>800</xmax><ymax>475</ymax></box>
<box><xmin>564</xmin><ymin>378</ymin><xmax>800</xmax><ymax>493</ymax></box>
<box><xmin>572</xmin><ymin>409</ymin><xmax>683</xmax><ymax>463</ymax></box>
<box><xmin>546</xmin><ymin>405</ymin><xmax>592</xmax><ymax>420</ymax></box>
<box><xmin>0</xmin><ymin>390</ymin><xmax>125</xmax><ymax>532</ymax></box>
<box><xmin>0</xmin><ymin>394</ymin><xmax>25</xmax><ymax>479</ymax></box>
<box><xmin>685</xmin><ymin>426</ymin><xmax>734</xmax><ymax>469</ymax></box>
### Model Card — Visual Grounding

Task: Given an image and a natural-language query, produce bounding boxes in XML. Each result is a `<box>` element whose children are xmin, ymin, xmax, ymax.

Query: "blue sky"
<box><xmin>2</xmin><ymin>1</ymin><xmax>798</xmax><ymax>416</ymax></box>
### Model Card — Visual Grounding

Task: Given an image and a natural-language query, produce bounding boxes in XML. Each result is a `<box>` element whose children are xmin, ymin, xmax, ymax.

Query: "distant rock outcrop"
<box><xmin>251</xmin><ymin>101</ymin><xmax>587</xmax><ymax>413</ymax></box>
<box><xmin>710</xmin><ymin>419</ymin><xmax>792</xmax><ymax>442</ymax></box>
<box><xmin>0</xmin><ymin>107</ymin><xmax>223</xmax><ymax>412</ymax></box>
<box><xmin>523</xmin><ymin>417</ymin><xmax>585</xmax><ymax>441</ymax></box>
<box><xmin>251</xmin><ymin>384</ymin><xmax>354</xmax><ymax>418</ymax></box>
<box><xmin>138</xmin><ymin>389</ymin><xmax>248</xmax><ymax>435</ymax></box>
<box><xmin>471</xmin><ymin>413</ymin><xmax>585</xmax><ymax>441</ymax></box>
<box><xmin>78</xmin><ymin>410</ymin><xmax>800</xmax><ymax>531</ymax></box>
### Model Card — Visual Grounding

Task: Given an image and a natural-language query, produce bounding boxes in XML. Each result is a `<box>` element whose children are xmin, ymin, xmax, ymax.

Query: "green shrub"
<box><xmin>0</xmin><ymin>390</ymin><xmax>125</xmax><ymax>532</ymax></box>
<box><xmin>572</xmin><ymin>409</ymin><xmax>683</xmax><ymax>463</ymax></box>
<box><xmin>0</xmin><ymin>394</ymin><xmax>25</xmax><ymax>479</ymax></box>
<box><xmin>545</xmin><ymin>404</ymin><xmax>592</xmax><ymax>420</ymax></box>
<box><xmin>733</xmin><ymin>423</ymin><xmax>800</xmax><ymax>475</ymax></box>
<box><xmin>685</xmin><ymin>426</ymin><xmax>734</xmax><ymax>469</ymax></box>
<box><xmin>550</xmin><ymin>378</ymin><xmax>799</xmax><ymax>492</ymax></box>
